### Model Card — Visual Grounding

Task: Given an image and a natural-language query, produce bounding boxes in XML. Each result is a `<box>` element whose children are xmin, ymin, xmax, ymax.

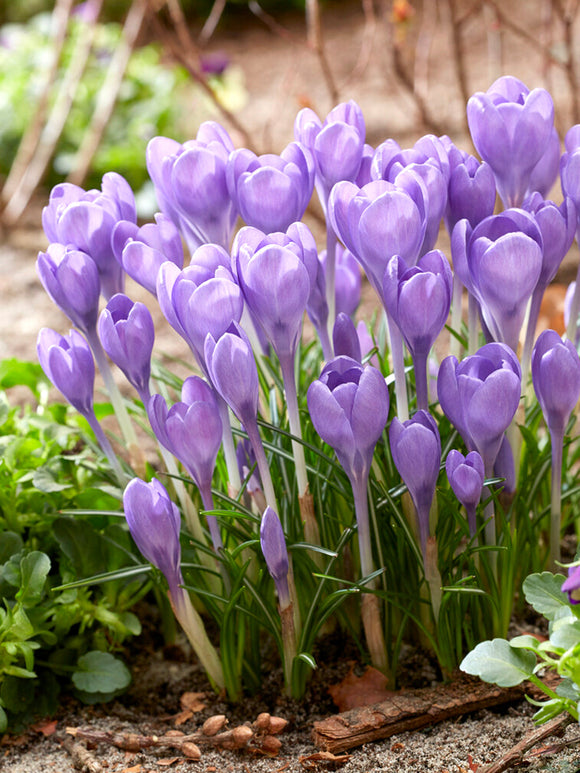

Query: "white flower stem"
<box><xmin>325</xmin><ymin>226</ymin><xmax>337</xmax><ymax>351</ymax></box>
<box><xmin>386</xmin><ymin>313</ymin><xmax>409</xmax><ymax>422</ymax></box>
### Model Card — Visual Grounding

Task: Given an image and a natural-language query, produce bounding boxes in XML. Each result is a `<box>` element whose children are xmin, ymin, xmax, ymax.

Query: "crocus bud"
<box><xmin>445</xmin><ymin>449</ymin><xmax>485</xmax><ymax>536</ymax></box>
<box><xmin>98</xmin><ymin>294</ymin><xmax>154</xmax><ymax>403</ymax></box>
<box><xmin>37</xmin><ymin>327</ymin><xmax>95</xmax><ymax>418</ymax></box>
<box><xmin>389</xmin><ymin>410</ymin><xmax>441</xmax><ymax>556</ymax></box>
<box><xmin>444</xmin><ymin>150</ymin><xmax>496</xmax><ymax>233</ymax></box>
<box><xmin>532</xmin><ymin>329</ymin><xmax>580</xmax><ymax>437</ymax></box>
<box><xmin>333</xmin><ymin>313</ymin><xmax>362</xmax><ymax>362</ymax></box>
<box><xmin>260</xmin><ymin>506</ymin><xmax>290</xmax><ymax>607</ymax></box>
<box><xmin>307</xmin><ymin>356</ymin><xmax>389</xmax><ymax>485</ymax></box>
<box><xmin>467</xmin><ymin>76</ymin><xmax>555</xmax><ymax>207</ymax></box>
<box><xmin>37</xmin><ymin>244</ymin><xmax>101</xmax><ymax>335</ymax></box>
<box><xmin>227</xmin><ymin>142</ymin><xmax>314</xmax><ymax>233</ymax></box>
<box><xmin>147</xmin><ymin>123</ymin><xmax>237</xmax><ymax>251</ymax></box>
<box><xmin>112</xmin><ymin>213</ymin><xmax>184</xmax><ymax>296</ymax></box>
<box><xmin>123</xmin><ymin>477</ymin><xmax>183</xmax><ymax>598</ymax></box>
<box><xmin>527</xmin><ymin>126</ymin><xmax>560</xmax><ymax>199</ymax></box>
<box><xmin>294</xmin><ymin>100</ymin><xmax>365</xmax><ymax>210</ymax></box>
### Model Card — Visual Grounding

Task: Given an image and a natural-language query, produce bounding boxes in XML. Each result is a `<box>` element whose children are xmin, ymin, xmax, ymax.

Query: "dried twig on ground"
<box><xmin>479</xmin><ymin>713</ymin><xmax>575</xmax><ymax>773</ymax></box>
<box><xmin>312</xmin><ymin>673</ymin><xmax>562</xmax><ymax>753</ymax></box>
<box><xmin>61</xmin><ymin>734</ymin><xmax>103</xmax><ymax>773</ymax></box>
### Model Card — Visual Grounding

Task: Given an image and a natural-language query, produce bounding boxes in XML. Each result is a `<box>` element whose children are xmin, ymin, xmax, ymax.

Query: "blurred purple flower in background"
<box><xmin>446</xmin><ymin>449</ymin><xmax>485</xmax><ymax>537</ymax></box>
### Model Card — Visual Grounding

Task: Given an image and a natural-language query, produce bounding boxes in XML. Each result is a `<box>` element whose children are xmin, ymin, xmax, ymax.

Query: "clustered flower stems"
<box><xmin>35</xmin><ymin>75</ymin><xmax>580</xmax><ymax>699</ymax></box>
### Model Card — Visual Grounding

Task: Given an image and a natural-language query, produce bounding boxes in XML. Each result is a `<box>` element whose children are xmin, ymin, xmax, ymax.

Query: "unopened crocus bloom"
<box><xmin>42</xmin><ymin>173</ymin><xmax>136</xmax><ymax>299</ymax></box>
<box><xmin>37</xmin><ymin>244</ymin><xmax>101</xmax><ymax>335</ymax></box>
<box><xmin>98</xmin><ymin>294</ymin><xmax>154</xmax><ymax>404</ymax></box>
<box><xmin>37</xmin><ymin>328</ymin><xmax>123</xmax><ymax>480</ymax></box>
<box><xmin>227</xmin><ymin>141</ymin><xmax>314</xmax><ymax>233</ymax></box>
<box><xmin>527</xmin><ymin>126</ymin><xmax>561</xmax><ymax>199</ymax></box>
<box><xmin>560</xmin><ymin>125</ymin><xmax>580</xmax><ymax>341</ymax></box>
<box><xmin>148</xmin><ymin>376</ymin><xmax>224</xmax><ymax>552</ymax></box>
<box><xmin>294</xmin><ymin>100</ymin><xmax>366</xmax><ymax>211</ymax></box>
<box><xmin>532</xmin><ymin>330</ymin><xmax>580</xmax><ymax>566</ymax></box>
<box><xmin>445</xmin><ymin>450</ymin><xmax>485</xmax><ymax>537</ymax></box>
<box><xmin>123</xmin><ymin>477</ymin><xmax>224</xmax><ymax>689</ymax></box>
<box><xmin>308</xmin><ymin>355</ymin><xmax>389</xmax><ymax>671</ymax></box>
<box><xmin>333</xmin><ymin>313</ymin><xmax>362</xmax><ymax>362</ymax></box>
<box><xmin>451</xmin><ymin>209</ymin><xmax>543</xmax><ymax>353</ymax></box>
<box><xmin>146</xmin><ymin>122</ymin><xmax>237</xmax><ymax>251</ymax></box>
<box><xmin>443</xmin><ymin>146</ymin><xmax>496</xmax><ymax>234</ymax></box>
<box><xmin>112</xmin><ymin>213</ymin><xmax>184</xmax><ymax>297</ymax></box>
<box><xmin>383</xmin><ymin>251</ymin><xmax>452</xmax><ymax>410</ymax></box>
<box><xmin>467</xmin><ymin>75</ymin><xmax>555</xmax><ymax>207</ymax></box>
<box><xmin>437</xmin><ymin>342</ymin><xmax>521</xmax><ymax>476</ymax></box>
<box><xmin>205</xmin><ymin>323</ymin><xmax>277</xmax><ymax>510</ymax></box>
<box><xmin>260</xmin><ymin>506</ymin><xmax>291</xmax><ymax>607</ymax></box>
<box><xmin>389</xmin><ymin>410</ymin><xmax>441</xmax><ymax>557</ymax></box>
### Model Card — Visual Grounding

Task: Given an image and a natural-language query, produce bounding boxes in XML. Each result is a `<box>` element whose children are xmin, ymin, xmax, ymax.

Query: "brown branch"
<box><xmin>0</xmin><ymin>0</ymin><xmax>74</xmax><ymax>203</ymax></box>
<box><xmin>149</xmin><ymin>4</ymin><xmax>256</xmax><ymax>151</ymax></box>
<box><xmin>552</xmin><ymin>0</ymin><xmax>580</xmax><ymax>124</ymax></box>
<box><xmin>305</xmin><ymin>0</ymin><xmax>340</xmax><ymax>105</ymax></box>
<box><xmin>342</xmin><ymin>0</ymin><xmax>377</xmax><ymax>84</ymax></box>
<box><xmin>479</xmin><ymin>713</ymin><xmax>575</xmax><ymax>773</ymax></box>
<box><xmin>61</xmin><ymin>734</ymin><xmax>103</xmax><ymax>773</ymax></box>
<box><xmin>391</xmin><ymin>43</ymin><xmax>445</xmax><ymax>135</ymax></box>
<box><xmin>447</xmin><ymin>0</ymin><xmax>471</xmax><ymax>133</ymax></box>
<box><xmin>67</xmin><ymin>0</ymin><xmax>148</xmax><ymax>187</ymax></box>
<box><xmin>312</xmin><ymin>672</ymin><xmax>562</xmax><ymax>754</ymax></box>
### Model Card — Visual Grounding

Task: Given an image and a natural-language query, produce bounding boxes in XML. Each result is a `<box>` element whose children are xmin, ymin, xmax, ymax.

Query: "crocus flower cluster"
<box><xmin>35</xmin><ymin>76</ymin><xmax>580</xmax><ymax>697</ymax></box>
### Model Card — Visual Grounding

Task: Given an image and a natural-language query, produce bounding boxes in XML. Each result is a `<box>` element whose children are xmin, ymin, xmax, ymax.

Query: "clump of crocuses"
<box><xmin>35</xmin><ymin>75</ymin><xmax>580</xmax><ymax>702</ymax></box>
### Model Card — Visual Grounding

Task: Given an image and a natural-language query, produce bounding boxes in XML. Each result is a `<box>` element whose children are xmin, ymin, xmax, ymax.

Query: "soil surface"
<box><xmin>3</xmin><ymin>1</ymin><xmax>580</xmax><ymax>771</ymax></box>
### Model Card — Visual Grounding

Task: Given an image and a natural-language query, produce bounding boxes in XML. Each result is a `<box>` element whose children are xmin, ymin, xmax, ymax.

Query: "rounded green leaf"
<box><xmin>72</xmin><ymin>651</ymin><xmax>131</xmax><ymax>694</ymax></box>
<box><xmin>523</xmin><ymin>572</ymin><xmax>568</xmax><ymax>620</ymax></box>
<box><xmin>460</xmin><ymin>638</ymin><xmax>536</xmax><ymax>687</ymax></box>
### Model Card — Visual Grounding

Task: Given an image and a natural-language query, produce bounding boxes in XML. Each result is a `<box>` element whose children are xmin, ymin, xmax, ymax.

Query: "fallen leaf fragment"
<box><xmin>391</xmin><ymin>742</ymin><xmax>404</xmax><ymax>752</ymax></box>
<box><xmin>299</xmin><ymin>750</ymin><xmax>352</xmax><ymax>769</ymax></box>
<box><xmin>179</xmin><ymin>692</ymin><xmax>207</xmax><ymax>713</ymax></box>
<box><xmin>31</xmin><ymin>719</ymin><xmax>58</xmax><ymax>737</ymax></box>
<box><xmin>173</xmin><ymin>710</ymin><xmax>193</xmax><ymax>726</ymax></box>
<box><xmin>157</xmin><ymin>758</ymin><xmax>180</xmax><ymax>766</ymax></box>
<box><xmin>121</xmin><ymin>765</ymin><xmax>142</xmax><ymax>773</ymax></box>
<box><xmin>328</xmin><ymin>666</ymin><xmax>393</xmax><ymax>712</ymax></box>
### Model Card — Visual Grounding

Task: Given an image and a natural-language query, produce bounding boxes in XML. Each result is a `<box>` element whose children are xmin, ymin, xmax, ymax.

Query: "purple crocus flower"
<box><xmin>532</xmin><ymin>330</ymin><xmax>580</xmax><ymax>438</ymax></box>
<box><xmin>146</xmin><ymin>122</ymin><xmax>237</xmax><ymax>251</ymax></box>
<box><xmin>334</xmin><ymin>245</ymin><xmax>362</xmax><ymax>318</ymax></box>
<box><xmin>148</xmin><ymin>376</ymin><xmax>224</xmax><ymax>551</ymax></box>
<box><xmin>226</xmin><ymin>141</ymin><xmax>314</xmax><ymax>233</ymax></box>
<box><xmin>112</xmin><ymin>213</ymin><xmax>184</xmax><ymax>297</ymax></box>
<box><xmin>294</xmin><ymin>100</ymin><xmax>365</xmax><ymax>211</ymax></box>
<box><xmin>560</xmin><ymin>125</ymin><xmax>580</xmax><ymax>340</ymax></box>
<box><xmin>451</xmin><ymin>209</ymin><xmax>543</xmax><ymax>352</ymax></box>
<box><xmin>156</xmin><ymin>248</ymin><xmax>243</xmax><ymax>373</ymax></box>
<box><xmin>389</xmin><ymin>410</ymin><xmax>441</xmax><ymax>556</ymax></box>
<box><xmin>527</xmin><ymin>126</ymin><xmax>561</xmax><ymax>199</ymax></box>
<box><xmin>260</xmin><ymin>506</ymin><xmax>290</xmax><ymax>606</ymax></box>
<box><xmin>42</xmin><ymin>173</ymin><xmax>136</xmax><ymax>299</ymax></box>
<box><xmin>123</xmin><ymin>477</ymin><xmax>183</xmax><ymax>598</ymax></box>
<box><xmin>445</xmin><ymin>449</ymin><xmax>485</xmax><ymax>537</ymax></box>
<box><xmin>333</xmin><ymin>312</ymin><xmax>362</xmax><ymax>362</ymax></box>
<box><xmin>562</xmin><ymin>565</ymin><xmax>580</xmax><ymax>605</ymax></box>
<box><xmin>98</xmin><ymin>294</ymin><xmax>154</xmax><ymax>404</ymax></box>
<box><xmin>443</xmin><ymin>145</ymin><xmax>496</xmax><ymax>234</ymax></box>
<box><xmin>437</xmin><ymin>342</ymin><xmax>522</xmax><ymax>475</ymax></box>
<box><xmin>37</xmin><ymin>244</ymin><xmax>101</xmax><ymax>335</ymax></box>
<box><xmin>382</xmin><ymin>250</ymin><xmax>452</xmax><ymax>410</ymax></box>
<box><xmin>467</xmin><ymin>76</ymin><xmax>555</xmax><ymax>207</ymax></box>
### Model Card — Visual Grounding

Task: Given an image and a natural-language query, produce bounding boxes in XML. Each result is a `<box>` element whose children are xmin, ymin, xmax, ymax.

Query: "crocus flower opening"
<box><xmin>98</xmin><ymin>294</ymin><xmax>154</xmax><ymax>403</ymax></box>
<box><xmin>445</xmin><ymin>449</ymin><xmax>485</xmax><ymax>537</ymax></box>
<box><xmin>451</xmin><ymin>209</ymin><xmax>543</xmax><ymax>353</ymax></box>
<box><xmin>532</xmin><ymin>330</ymin><xmax>580</xmax><ymax>438</ymax></box>
<box><xmin>227</xmin><ymin>142</ymin><xmax>315</xmax><ymax>233</ymax></box>
<box><xmin>37</xmin><ymin>244</ymin><xmax>101</xmax><ymax>335</ymax></box>
<box><xmin>294</xmin><ymin>100</ymin><xmax>366</xmax><ymax>211</ymax></box>
<box><xmin>260</xmin><ymin>506</ymin><xmax>290</xmax><ymax>607</ymax></box>
<box><xmin>562</xmin><ymin>565</ymin><xmax>580</xmax><ymax>605</ymax></box>
<box><xmin>123</xmin><ymin>477</ymin><xmax>183</xmax><ymax>599</ymax></box>
<box><xmin>112</xmin><ymin>213</ymin><xmax>184</xmax><ymax>297</ymax></box>
<box><xmin>42</xmin><ymin>173</ymin><xmax>136</xmax><ymax>299</ymax></box>
<box><xmin>146</xmin><ymin>122</ymin><xmax>237</xmax><ymax>251</ymax></box>
<box><xmin>389</xmin><ymin>410</ymin><xmax>441</xmax><ymax>556</ymax></box>
<box><xmin>467</xmin><ymin>75</ymin><xmax>555</xmax><ymax>207</ymax></box>
<box><xmin>438</xmin><ymin>342</ymin><xmax>522</xmax><ymax>474</ymax></box>
<box><xmin>37</xmin><ymin>327</ymin><xmax>95</xmax><ymax>419</ymax></box>
<box><xmin>307</xmin><ymin>356</ymin><xmax>389</xmax><ymax>486</ymax></box>
<box><xmin>444</xmin><ymin>148</ymin><xmax>496</xmax><ymax>234</ymax></box>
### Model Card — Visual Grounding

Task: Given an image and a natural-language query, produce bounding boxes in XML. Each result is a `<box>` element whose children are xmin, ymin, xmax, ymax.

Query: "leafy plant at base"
<box><xmin>461</xmin><ymin>571</ymin><xmax>580</xmax><ymax>724</ymax></box>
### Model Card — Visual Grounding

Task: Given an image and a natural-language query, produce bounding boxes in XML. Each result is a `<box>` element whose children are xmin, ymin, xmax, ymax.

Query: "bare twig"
<box><xmin>413</xmin><ymin>0</ymin><xmax>437</xmax><ymax>104</ymax></box>
<box><xmin>0</xmin><ymin>0</ymin><xmax>74</xmax><ymax>204</ymax></box>
<box><xmin>479</xmin><ymin>713</ymin><xmax>575</xmax><ymax>773</ymax></box>
<box><xmin>61</xmin><ymin>734</ymin><xmax>103</xmax><ymax>773</ymax></box>
<box><xmin>391</xmin><ymin>43</ymin><xmax>445</xmax><ymax>135</ymax></box>
<box><xmin>248</xmin><ymin>1</ymin><xmax>302</xmax><ymax>43</ymax></box>
<box><xmin>446</xmin><ymin>0</ymin><xmax>470</xmax><ymax>132</ymax></box>
<box><xmin>342</xmin><ymin>0</ymin><xmax>377</xmax><ymax>84</ymax></box>
<box><xmin>67</xmin><ymin>0</ymin><xmax>148</xmax><ymax>187</ymax></box>
<box><xmin>2</xmin><ymin>0</ymin><xmax>103</xmax><ymax>226</ymax></box>
<box><xmin>483</xmin><ymin>2</ymin><xmax>503</xmax><ymax>86</ymax></box>
<box><xmin>552</xmin><ymin>0</ymin><xmax>580</xmax><ymax>124</ymax></box>
<box><xmin>305</xmin><ymin>0</ymin><xmax>340</xmax><ymax>105</ymax></box>
<box><xmin>149</xmin><ymin>1</ymin><xmax>256</xmax><ymax>151</ymax></box>
<box><xmin>199</xmin><ymin>0</ymin><xmax>228</xmax><ymax>43</ymax></box>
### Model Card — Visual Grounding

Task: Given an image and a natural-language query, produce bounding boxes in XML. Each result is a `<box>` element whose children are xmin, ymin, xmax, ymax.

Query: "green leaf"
<box><xmin>0</xmin><ymin>675</ymin><xmax>35</xmax><ymax>712</ymax></box>
<box><xmin>460</xmin><ymin>639</ymin><xmax>537</xmax><ymax>687</ymax></box>
<box><xmin>0</xmin><ymin>532</ymin><xmax>23</xmax><ymax>564</ymax></box>
<box><xmin>0</xmin><ymin>705</ymin><xmax>7</xmax><ymax>734</ymax></box>
<box><xmin>509</xmin><ymin>635</ymin><xmax>541</xmax><ymax>650</ymax></box>
<box><xmin>531</xmin><ymin>698</ymin><xmax>566</xmax><ymax>725</ymax></box>
<box><xmin>549</xmin><ymin>620</ymin><xmax>580</xmax><ymax>651</ymax></box>
<box><xmin>53</xmin><ymin>517</ymin><xmax>107</xmax><ymax>578</ymax></box>
<box><xmin>523</xmin><ymin>572</ymin><xmax>568</xmax><ymax>620</ymax></box>
<box><xmin>72</xmin><ymin>651</ymin><xmax>131</xmax><ymax>694</ymax></box>
<box><xmin>0</xmin><ymin>359</ymin><xmax>43</xmax><ymax>396</ymax></box>
<box><xmin>32</xmin><ymin>466</ymin><xmax>73</xmax><ymax>493</ymax></box>
<box><xmin>557</xmin><ymin>678</ymin><xmax>580</xmax><ymax>701</ymax></box>
<box><xmin>16</xmin><ymin>551</ymin><xmax>50</xmax><ymax>607</ymax></box>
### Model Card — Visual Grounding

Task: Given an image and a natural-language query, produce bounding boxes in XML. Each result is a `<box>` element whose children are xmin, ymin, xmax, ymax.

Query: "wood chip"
<box><xmin>299</xmin><ymin>750</ymin><xmax>352</xmax><ymax>769</ymax></box>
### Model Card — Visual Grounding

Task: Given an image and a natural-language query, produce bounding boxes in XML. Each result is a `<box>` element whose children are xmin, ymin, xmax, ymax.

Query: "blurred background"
<box><xmin>0</xmin><ymin>0</ymin><xmax>578</xmax><ymax>359</ymax></box>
